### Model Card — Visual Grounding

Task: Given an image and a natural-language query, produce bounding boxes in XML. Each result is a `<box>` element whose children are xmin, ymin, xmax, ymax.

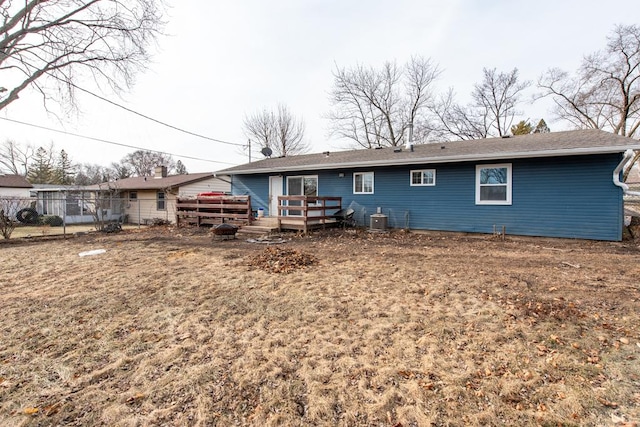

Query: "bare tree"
<box><xmin>328</xmin><ymin>56</ymin><xmax>441</xmax><ymax>148</ymax></box>
<box><xmin>243</xmin><ymin>104</ymin><xmax>308</xmax><ymax>157</ymax></box>
<box><xmin>0</xmin><ymin>140</ymin><xmax>34</xmax><ymax>175</ymax></box>
<box><xmin>537</xmin><ymin>24</ymin><xmax>640</xmax><ymax>179</ymax></box>
<box><xmin>430</xmin><ymin>88</ymin><xmax>491</xmax><ymax>140</ymax></box>
<box><xmin>122</xmin><ymin>150</ymin><xmax>175</xmax><ymax>177</ymax></box>
<box><xmin>0</xmin><ymin>0</ymin><xmax>165</xmax><ymax>113</ymax></box>
<box><xmin>432</xmin><ymin>68</ymin><xmax>531</xmax><ymax>140</ymax></box>
<box><xmin>473</xmin><ymin>68</ymin><xmax>531</xmax><ymax>137</ymax></box>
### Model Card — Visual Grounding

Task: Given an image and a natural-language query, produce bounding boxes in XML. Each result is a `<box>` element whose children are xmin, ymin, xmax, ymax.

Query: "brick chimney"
<box><xmin>154</xmin><ymin>166</ymin><xmax>167</xmax><ymax>179</ymax></box>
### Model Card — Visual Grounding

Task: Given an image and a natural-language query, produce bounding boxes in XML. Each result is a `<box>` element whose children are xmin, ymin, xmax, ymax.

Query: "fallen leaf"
<box><xmin>23</xmin><ymin>407</ymin><xmax>39</xmax><ymax>415</ymax></box>
<box><xmin>420</xmin><ymin>381</ymin><xmax>434</xmax><ymax>390</ymax></box>
<box><xmin>619</xmin><ymin>337</ymin><xmax>629</xmax><ymax>345</ymax></box>
<box><xmin>597</xmin><ymin>397</ymin><xmax>618</xmax><ymax>408</ymax></box>
<box><xmin>126</xmin><ymin>393</ymin><xmax>145</xmax><ymax>404</ymax></box>
<box><xmin>44</xmin><ymin>403</ymin><xmax>61</xmax><ymax>416</ymax></box>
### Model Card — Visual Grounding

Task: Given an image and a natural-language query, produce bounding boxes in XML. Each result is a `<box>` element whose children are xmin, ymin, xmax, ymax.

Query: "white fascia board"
<box><xmin>228</xmin><ymin>145</ymin><xmax>640</xmax><ymax>175</ymax></box>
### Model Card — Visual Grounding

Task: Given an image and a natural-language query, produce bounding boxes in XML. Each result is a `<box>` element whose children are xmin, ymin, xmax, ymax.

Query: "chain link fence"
<box><xmin>0</xmin><ymin>194</ymin><xmax>175</xmax><ymax>239</ymax></box>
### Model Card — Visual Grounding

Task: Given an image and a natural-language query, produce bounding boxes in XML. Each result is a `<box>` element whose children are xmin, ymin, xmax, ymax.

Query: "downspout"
<box><xmin>613</xmin><ymin>149</ymin><xmax>640</xmax><ymax>196</ymax></box>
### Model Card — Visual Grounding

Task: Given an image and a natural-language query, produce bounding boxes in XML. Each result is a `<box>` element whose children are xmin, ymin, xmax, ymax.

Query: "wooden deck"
<box><xmin>276</xmin><ymin>196</ymin><xmax>342</xmax><ymax>233</ymax></box>
<box><xmin>175</xmin><ymin>195</ymin><xmax>252</xmax><ymax>227</ymax></box>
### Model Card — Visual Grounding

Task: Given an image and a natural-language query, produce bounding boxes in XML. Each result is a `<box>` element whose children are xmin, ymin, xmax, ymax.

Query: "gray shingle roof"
<box><xmin>219</xmin><ymin>129</ymin><xmax>640</xmax><ymax>175</ymax></box>
<box><xmin>0</xmin><ymin>174</ymin><xmax>32</xmax><ymax>188</ymax></box>
<box><xmin>85</xmin><ymin>172</ymin><xmax>217</xmax><ymax>191</ymax></box>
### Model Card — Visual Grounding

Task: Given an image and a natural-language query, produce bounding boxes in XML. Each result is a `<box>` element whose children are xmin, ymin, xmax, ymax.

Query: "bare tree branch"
<box><xmin>431</xmin><ymin>68</ymin><xmax>530</xmax><ymax>140</ymax></box>
<box><xmin>327</xmin><ymin>56</ymin><xmax>440</xmax><ymax>148</ymax></box>
<box><xmin>0</xmin><ymin>139</ymin><xmax>34</xmax><ymax>175</ymax></box>
<box><xmin>0</xmin><ymin>0</ymin><xmax>165</xmax><ymax>113</ymax></box>
<box><xmin>537</xmin><ymin>24</ymin><xmax>640</xmax><ymax>180</ymax></box>
<box><xmin>243</xmin><ymin>104</ymin><xmax>308</xmax><ymax>157</ymax></box>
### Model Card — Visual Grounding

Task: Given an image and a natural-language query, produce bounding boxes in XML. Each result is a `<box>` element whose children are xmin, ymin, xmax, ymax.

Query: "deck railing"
<box><xmin>176</xmin><ymin>195</ymin><xmax>252</xmax><ymax>227</ymax></box>
<box><xmin>276</xmin><ymin>196</ymin><xmax>342</xmax><ymax>233</ymax></box>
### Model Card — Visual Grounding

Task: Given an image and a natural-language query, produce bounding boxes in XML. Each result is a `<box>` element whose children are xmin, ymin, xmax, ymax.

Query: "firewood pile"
<box><xmin>248</xmin><ymin>247</ymin><xmax>317</xmax><ymax>273</ymax></box>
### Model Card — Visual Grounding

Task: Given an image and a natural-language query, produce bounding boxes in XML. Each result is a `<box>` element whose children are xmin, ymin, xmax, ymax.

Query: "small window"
<box><xmin>476</xmin><ymin>164</ymin><xmax>512</xmax><ymax>205</ymax></box>
<box><xmin>410</xmin><ymin>169</ymin><xmax>436</xmax><ymax>186</ymax></box>
<box><xmin>354</xmin><ymin>172</ymin><xmax>374</xmax><ymax>194</ymax></box>
<box><xmin>129</xmin><ymin>191</ymin><xmax>137</xmax><ymax>200</ymax></box>
<box><xmin>157</xmin><ymin>191</ymin><xmax>166</xmax><ymax>210</ymax></box>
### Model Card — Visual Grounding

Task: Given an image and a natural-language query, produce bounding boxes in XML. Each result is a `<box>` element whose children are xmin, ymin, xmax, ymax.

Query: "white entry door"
<box><xmin>269</xmin><ymin>176</ymin><xmax>283</xmax><ymax>217</ymax></box>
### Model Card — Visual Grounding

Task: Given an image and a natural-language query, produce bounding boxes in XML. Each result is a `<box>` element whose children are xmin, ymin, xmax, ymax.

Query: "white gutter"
<box><xmin>613</xmin><ymin>149</ymin><xmax>640</xmax><ymax>196</ymax></box>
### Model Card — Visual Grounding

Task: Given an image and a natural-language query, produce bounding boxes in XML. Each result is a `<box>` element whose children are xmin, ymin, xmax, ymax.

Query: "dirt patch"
<box><xmin>0</xmin><ymin>227</ymin><xmax>639</xmax><ymax>426</ymax></box>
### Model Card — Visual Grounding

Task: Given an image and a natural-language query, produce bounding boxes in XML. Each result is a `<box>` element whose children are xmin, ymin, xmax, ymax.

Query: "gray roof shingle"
<box><xmin>219</xmin><ymin>129</ymin><xmax>640</xmax><ymax>175</ymax></box>
<box><xmin>0</xmin><ymin>174</ymin><xmax>32</xmax><ymax>188</ymax></box>
<box><xmin>85</xmin><ymin>172</ymin><xmax>217</xmax><ymax>191</ymax></box>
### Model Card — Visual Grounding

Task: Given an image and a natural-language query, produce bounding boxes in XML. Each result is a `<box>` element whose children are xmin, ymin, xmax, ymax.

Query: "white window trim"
<box><xmin>475</xmin><ymin>163</ymin><xmax>512</xmax><ymax>205</ymax></box>
<box><xmin>410</xmin><ymin>169</ymin><xmax>436</xmax><ymax>186</ymax></box>
<box><xmin>353</xmin><ymin>171</ymin><xmax>374</xmax><ymax>194</ymax></box>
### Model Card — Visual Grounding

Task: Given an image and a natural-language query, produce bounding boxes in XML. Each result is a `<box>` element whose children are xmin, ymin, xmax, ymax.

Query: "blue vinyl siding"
<box><xmin>232</xmin><ymin>153</ymin><xmax>624</xmax><ymax>241</ymax></box>
<box><xmin>231</xmin><ymin>174</ymin><xmax>270</xmax><ymax>212</ymax></box>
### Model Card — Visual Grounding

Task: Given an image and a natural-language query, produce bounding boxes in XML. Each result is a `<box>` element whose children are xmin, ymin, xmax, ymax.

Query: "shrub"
<box><xmin>0</xmin><ymin>209</ymin><xmax>17</xmax><ymax>239</ymax></box>
<box><xmin>40</xmin><ymin>215</ymin><xmax>64</xmax><ymax>227</ymax></box>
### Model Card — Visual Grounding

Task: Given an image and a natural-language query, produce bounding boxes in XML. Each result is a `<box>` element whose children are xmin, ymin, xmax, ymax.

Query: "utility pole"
<box><xmin>248</xmin><ymin>139</ymin><xmax>252</xmax><ymax>163</ymax></box>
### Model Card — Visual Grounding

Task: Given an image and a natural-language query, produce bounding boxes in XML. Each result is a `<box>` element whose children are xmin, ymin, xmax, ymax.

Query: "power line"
<box><xmin>41</xmin><ymin>69</ymin><xmax>246</xmax><ymax>148</ymax></box>
<box><xmin>0</xmin><ymin>116</ymin><xmax>238</xmax><ymax>166</ymax></box>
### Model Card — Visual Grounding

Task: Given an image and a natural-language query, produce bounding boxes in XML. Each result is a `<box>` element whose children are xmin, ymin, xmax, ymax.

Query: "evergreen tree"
<box><xmin>510</xmin><ymin>120</ymin><xmax>533</xmax><ymax>135</ymax></box>
<box><xmin>176</xmin><ymin>160</ymin><xmax>188</xmax><ymax>175</ymax></box>
<box><xmin>54</xmin><ymin>149</ymin><xmax>76</xmax><ymax>185</ymax></box>
<box><xmin>27</xmin><ymin>147</ymin><xmax>55</xmax><ymax>184</ymax></box>
<box><xmin>533</xmin><ymin>118</ymin><xmax>551</xmax><ymax>133</ymax></box>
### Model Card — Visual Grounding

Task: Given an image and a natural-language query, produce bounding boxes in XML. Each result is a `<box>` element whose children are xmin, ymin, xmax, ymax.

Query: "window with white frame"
<box><xmin>410</xmin><ymin>169</ymin><xmax>436</xmax><ymax>186</ymax></box>
<box><xmin>476</xmin><ymin>164</ymin><xmax>512</xmax><ymax>205</ymax></box>
<box><xmin>353</xmin><ymin>172</ymin><xmax>374</xmax><ymax>194</ymax></box>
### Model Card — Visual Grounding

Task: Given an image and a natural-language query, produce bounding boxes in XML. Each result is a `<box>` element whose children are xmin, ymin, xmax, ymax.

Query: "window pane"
<box><xmin>355</xmin><ymin>174</ymin><xmax>363</xmax><ymax>192</ymax></box>
<box><xmin>411</xmin><ymin>171</ymin><xmax>422</xmax><ymax>185</ymax></box>
<box><xmin>303</xmin><ymin>177</ymin><xmax>317</xmax><ymax>196</ymax></box>
<box><xmin>157</xmin><ymin>192</ymin><xmax>166</xmax><ymax>210</ymax></box>
<box><xmin>480</xmin><ymin>186</ymin><xmax>507</xmax><ymax>201</ymax></box>
<box><xmin>423</xmin><ymin>171</ymin><xmax>434</xmax><ymax>184</ymax></box>
<box><xmin>363</xmin><ymin>174</ymin><xmax>373</xmax><ymax>192</ymax></box>
<box><xmin>480</xmin><ymin>167</ymin><xmax>507</xmax><ymax>184</ymax></box>
<box><xmin>288</xmin><ymin>177</ymin><xmax>303</xmax><ymax>195</ymax></box>
<box><xmin>66</xmin><ymin>194</ymin><xmax>81</xmax><ymax>215</ymax></box>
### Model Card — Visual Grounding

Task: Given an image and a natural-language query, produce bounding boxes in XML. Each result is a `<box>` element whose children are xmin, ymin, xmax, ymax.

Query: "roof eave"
<box><xmin>226</xmin><ymin>145</ymin><xmax>640</xmax><ymax>175</ymax></box>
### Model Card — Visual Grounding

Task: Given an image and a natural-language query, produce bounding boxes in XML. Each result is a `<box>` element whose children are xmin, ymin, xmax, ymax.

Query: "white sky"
<box><xmin>1</xmin><ymin>0</ymin><xmax>638</xmax><ymax>173</ymax></box>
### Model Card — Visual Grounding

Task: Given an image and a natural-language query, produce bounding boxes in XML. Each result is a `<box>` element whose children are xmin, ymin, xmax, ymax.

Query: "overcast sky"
<box><xmin>1</xmin><ymin>0</ymin><xmax>638</xmax><ymax>173</ymax></box>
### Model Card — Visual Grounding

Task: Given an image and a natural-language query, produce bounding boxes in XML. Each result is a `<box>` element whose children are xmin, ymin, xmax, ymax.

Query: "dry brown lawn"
<box><xmin>1</xmin><ymin>227</ymin><xmax>639</xmax><ymax>426</ymax></box>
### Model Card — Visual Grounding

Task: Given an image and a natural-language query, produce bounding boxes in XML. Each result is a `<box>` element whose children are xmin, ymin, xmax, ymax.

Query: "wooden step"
<box><xmin>237</xmin><ymin>224</ymin><xmax>279</xmax><ymax>236</ymax></box>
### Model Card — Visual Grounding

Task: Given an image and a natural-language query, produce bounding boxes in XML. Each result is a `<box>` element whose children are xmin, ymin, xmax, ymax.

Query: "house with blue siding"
<box><xmin>218</xmin><ymin>130</ymin><xmax>640</xmax><ymax>241</ymax></box>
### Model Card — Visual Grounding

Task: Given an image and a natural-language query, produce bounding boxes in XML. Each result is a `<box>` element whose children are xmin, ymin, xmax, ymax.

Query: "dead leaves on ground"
<box><xmin>248</xmin><ymin>247</ymin><xmax>318</xmax><ymax>273</ymax></box>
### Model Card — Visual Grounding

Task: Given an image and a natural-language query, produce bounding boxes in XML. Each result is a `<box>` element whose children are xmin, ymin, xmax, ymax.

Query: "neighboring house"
<box><xmin>30</xmin><ymin>184</ymin><xmax>122</xmax><ymax>224</ymax></box>
<box><xmin>0</xmin><ymin>174</ymin><xmax>34</xmax><ymax>219</ymax></box>
<box><xmin>625</xmin><ymin>165</ymin><xmax>640</xmax><ymax>218</ymax></box>
<box><xmin>218</xmin><ymin>129</ymin><xmax>640</xmax><ymax>241</ymax></box>
<box><xmin>0</xmin><ymin>174</ymin><xmax>32</xmax><ymax>198</ymax></box>
<box><xmin>627</xmin><ymin>166</ymin><xmax>640</xmax><ymax>193</ymax></box>
<box><xmin>89</xmin><ymin>167</ymin><xmax>231</xmax><ymax>224</ymax></box>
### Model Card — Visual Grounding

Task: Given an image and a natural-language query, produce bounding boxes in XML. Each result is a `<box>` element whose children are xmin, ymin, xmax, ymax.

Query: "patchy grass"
<box><xmin>0</xmin><ymin>227</ymin><xmax>639</xmax><ymax>426</ymax></box>
<box><xmin>7</xmin><ymin>224</ymin><xmax>143</xmax><ymax>239</ymax></box>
